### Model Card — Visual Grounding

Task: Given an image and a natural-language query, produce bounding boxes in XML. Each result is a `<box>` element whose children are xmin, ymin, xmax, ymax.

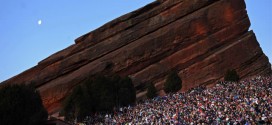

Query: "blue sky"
<box><xmin>0</xmin><ymin>0</ymin><xmax>271</xmax><ymax>82</ymax></box>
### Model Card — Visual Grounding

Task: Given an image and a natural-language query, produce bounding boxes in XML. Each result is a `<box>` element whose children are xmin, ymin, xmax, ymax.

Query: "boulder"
<box><xmin>1</xmin><ymin>0</ymin><xmax>271</xmax><ymax>114</ymax></box>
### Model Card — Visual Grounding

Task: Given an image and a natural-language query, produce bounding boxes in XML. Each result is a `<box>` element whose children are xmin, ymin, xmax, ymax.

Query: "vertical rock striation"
<box><xmin>1</xmin><ymin>0</ymin><xmax>271</xmax><ymax>114</ymax></box>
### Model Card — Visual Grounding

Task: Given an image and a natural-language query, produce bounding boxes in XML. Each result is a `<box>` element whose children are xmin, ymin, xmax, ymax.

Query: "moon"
<box><xmin>38</xmin><ymin>20</ymin><xmax>42</xmax><ymax>25</ymax></box>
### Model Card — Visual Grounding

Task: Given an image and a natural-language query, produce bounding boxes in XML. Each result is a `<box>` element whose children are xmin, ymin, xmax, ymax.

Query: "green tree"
<box><xmin>0</xmin><ymin>84</ymin><xmax>48</xmax><ymax>125</ymax></box>
<box><xmin>224</xmin><ymin>69</ymin><xmax>240</xmax><ymax>82</ymax></box>
<box><xmin>117</xmin><ymin>76</ymin><xmax>136</xmax><ymax>107</ymax></box>
<box><xmin>146</xmin><ymin>83</ymin><xmax>157</xmax><ymax>99</ymax></box>
<box><xmin>90</xmin><ymin>75</ymin><xmax>115</xmax><ymax>112</ymax></box>
<box><xmin>62</xmin><ymin>74</ymin><xmax>136</xmax><ymax>122</ymax></box>
<box><xmin>164</xmin><ymin>71</ymin><xmax>182</xmax><ymax>93</ymax></box>
<box><xmin>62</xmin><ymin>85</ymin><xmax>94</xmax><ymax>122</ymax></box>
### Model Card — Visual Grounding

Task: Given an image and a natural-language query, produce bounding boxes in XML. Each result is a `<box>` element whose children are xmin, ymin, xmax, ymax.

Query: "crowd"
<box><xmin>78</xmin><ymin>76</ymin><xmax>272</xmax><ymax>125</ymax></box>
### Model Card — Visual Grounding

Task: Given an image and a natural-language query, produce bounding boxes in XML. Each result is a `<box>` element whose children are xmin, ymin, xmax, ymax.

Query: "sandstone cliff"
<box><xmin>1</xmin><ymin>0</ymin><xmax>271</xmax><ymax>114</ymax></box>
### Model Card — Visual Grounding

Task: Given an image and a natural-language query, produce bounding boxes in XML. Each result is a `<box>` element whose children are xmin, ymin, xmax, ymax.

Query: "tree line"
<box><xmin>0</xmin><ymin>69</ymin><xmax>239</xmax><ymax>124</ymax></box>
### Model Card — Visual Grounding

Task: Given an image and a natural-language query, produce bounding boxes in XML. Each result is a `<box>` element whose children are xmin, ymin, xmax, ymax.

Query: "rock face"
<box><xmin>1</xmin><ymin>0</ymin><xmax>271</xmax><ymax>114</ymax></box>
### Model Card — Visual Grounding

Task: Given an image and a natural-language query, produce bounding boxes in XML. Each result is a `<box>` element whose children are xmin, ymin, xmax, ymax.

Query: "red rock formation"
<box><xmin>1</xmin><ymin>0</ymin><xmax>271</xmax><ymax>114</ymax></box>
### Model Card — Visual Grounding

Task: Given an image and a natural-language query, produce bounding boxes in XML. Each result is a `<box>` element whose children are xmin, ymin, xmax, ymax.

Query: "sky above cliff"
<box><xmin>0</xmin><ymin>0</ymin><xmax>271</xmax><ymax>82</ymax></box>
